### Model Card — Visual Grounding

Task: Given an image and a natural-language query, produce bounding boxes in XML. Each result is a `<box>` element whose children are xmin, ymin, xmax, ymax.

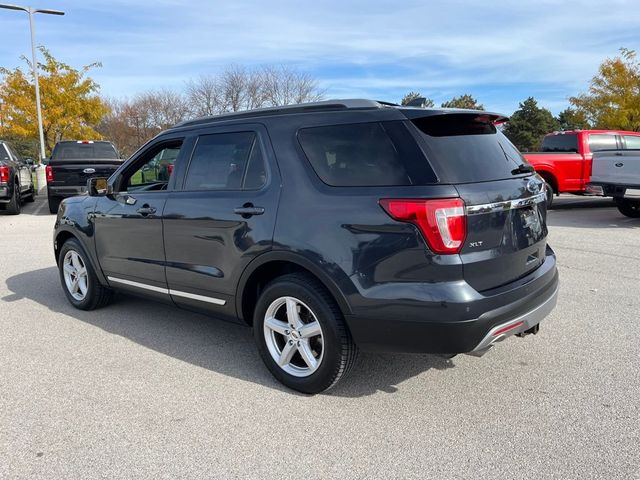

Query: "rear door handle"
<box><xmin>614</xmin><ymin>152</ymin><xmax>624</xmax><ymax>156</ymax></box>
<box><xmin>234</xmin><ymin>204</ymin><xmax>265</xmax><ymax>217</ymax></box>
<box><xmin>137</xmin><ymin>205</ymin><xmax>156</xmax><ymax>216</ymax></box>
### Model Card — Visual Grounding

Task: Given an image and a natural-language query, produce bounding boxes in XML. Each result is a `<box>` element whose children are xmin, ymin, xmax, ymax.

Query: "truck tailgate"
<box><xmin>591</xmin><ymin>151</ymin><xmax>640</xmax><ymax>186</ymax></box>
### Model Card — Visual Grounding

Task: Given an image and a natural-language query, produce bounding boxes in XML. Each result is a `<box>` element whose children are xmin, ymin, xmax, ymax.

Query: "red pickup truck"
<box><xmin>523</xmin><ymin>130</ymin><xmax>640</xmax><ymax>206</ymax></box>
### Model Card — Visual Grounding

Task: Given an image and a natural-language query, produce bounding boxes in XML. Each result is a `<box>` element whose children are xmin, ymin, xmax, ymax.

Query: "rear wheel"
<box><xmin>58</xmin><ymin>238</ymin><xmax>113</xmax><ymax>310</ymax></box>
<box><xmin>5</xmin><ymin>182</ymin><xmax>21</xmax><ymax>215</ymax></box>
<box><xmin>48</xmin><ymin>195</ymin><xmax>61</xmax><ymax>214</ymax></box>
<box><xmin>253</xmin><ymin>273</ymin><xmax>358</xmax><ymax>394</ymax></box>
<box><xmin>25</xmin><ymin>185</ymin><xmax>35</xmax><ymax>203</ymax></box>
<box><xmin>616</xmin><ymin>198</ymin><xmax>640</xmax><ymax>218</ymax></box>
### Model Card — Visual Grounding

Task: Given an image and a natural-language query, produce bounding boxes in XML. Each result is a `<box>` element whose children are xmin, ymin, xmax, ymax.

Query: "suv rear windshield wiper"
<box><xmin>511</xmin><ymin>163</ymin><xmax>535</xmax><ymax>175</ymax></box>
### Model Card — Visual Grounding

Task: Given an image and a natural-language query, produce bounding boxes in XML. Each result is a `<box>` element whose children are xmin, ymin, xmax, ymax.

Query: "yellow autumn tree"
<box><xmin>570</xmin><ymin>48</ymin><xmax>640</xmax><ymax>131</ymax></box>
<box><xmin>0</xmin><ymin>47</ymin><xmax>109</xmax><ymax>157</ymax></box>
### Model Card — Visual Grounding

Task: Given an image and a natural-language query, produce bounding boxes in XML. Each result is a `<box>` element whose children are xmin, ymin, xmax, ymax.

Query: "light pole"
<box><xmin>0</xmin><ymin>3</ymin><xmax>64</xmax><ymax>162</ymax></box>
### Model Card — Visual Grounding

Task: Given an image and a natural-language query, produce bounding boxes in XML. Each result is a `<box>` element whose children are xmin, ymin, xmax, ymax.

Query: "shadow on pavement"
<box><xmin>3</xmin><ymin>266</ymin><xmax>454</xmax><ymax>397</ymax></box>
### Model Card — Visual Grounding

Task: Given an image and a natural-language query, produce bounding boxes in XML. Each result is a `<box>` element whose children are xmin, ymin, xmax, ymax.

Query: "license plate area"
<box><xmin>519</xmin><ymin>206</ymin><xmax>542</xmax><ymax>235</ymax></box>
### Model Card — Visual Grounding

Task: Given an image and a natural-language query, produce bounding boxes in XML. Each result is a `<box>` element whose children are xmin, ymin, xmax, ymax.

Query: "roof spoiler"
<box><xmin>401</xmin><ymin>107</ymin><xmax>509</xmax><ymax>125</ymax></box>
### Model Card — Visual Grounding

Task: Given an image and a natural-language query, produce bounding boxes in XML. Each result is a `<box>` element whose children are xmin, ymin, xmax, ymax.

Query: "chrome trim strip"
<box><xmin>465</xmin><ymin>191</ymin><xmax>546</xmax><ymax>215</ymax></box>
<box><xmin>469</xmin><ymin>284</ymin><xmax>559</xmax><ymax>355</ymax></box>
<box><xmin>107</xmin><ymin>276</ymin><xmax>169</xmax><ymax>294</ymax></box>
<box><xmin>168</xmin><ymin>289</ymin><xmax>226</xmax><ymax>306</ymax></box>
<box><xmin>107</xmin><ymin>276</ymin><xmax>226</xmax><ymax>306</ymax></box>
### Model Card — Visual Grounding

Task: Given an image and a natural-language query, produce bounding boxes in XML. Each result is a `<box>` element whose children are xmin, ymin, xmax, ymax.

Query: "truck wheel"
<box><xmin>5</xmin><ymin>182</ymin><xmax>21</xmax><ymax>215</ymax></box>
<box><xmin>48</xmin><ymin>195</ymin><xmax>61</xmax><ymax>214</ymax></box>
<box><xmin>25</xmin><ymin>185</ymin><xmax>35</xmax><ymax>203</ymax></box>
<box><xmin>544</xmin><ymin>181</ymin><xmax>554</xmax><ymax>209</ymax></box>
<box><xmin>58</xmin><ymin>238</ymin><xmax>113</xmax><ymax>310</ymax></box>
<box><xmin>616</xmin><ymin>199</ymin><xmax>640</xmax><ymax>218</ymax></box>
<box><xmin>253</xmin><ymin>273</ymin><xmax>358</xmax><ymax>394</ymax></box>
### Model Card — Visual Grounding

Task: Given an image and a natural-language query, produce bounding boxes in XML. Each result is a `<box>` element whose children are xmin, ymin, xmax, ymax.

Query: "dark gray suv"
<box><xmin>53</xmin><ymin>100</ymin><xmax>559</xmax><ymax>393</ymax></box>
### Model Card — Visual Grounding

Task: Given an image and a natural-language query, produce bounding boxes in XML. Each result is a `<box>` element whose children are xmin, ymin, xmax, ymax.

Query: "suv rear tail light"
<box><xmin>46</xmin><ymin>165</ymin><xmax>54</xmax><ymax>183</ymax></box>
<box><xmin>0</xmin><ymin>166</ymin><xmax>9</xmax><ymax>184</ymax></box>
<box><xmin>379</xmin><ymin>198</ymin><xmax>466</xmax><ymax>254</ymax></box>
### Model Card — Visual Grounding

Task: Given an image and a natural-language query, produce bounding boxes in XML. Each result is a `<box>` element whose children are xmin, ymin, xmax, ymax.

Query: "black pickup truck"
<box><xmin>46</xmin><ymin>141</ymin><xmax>123</xmax><ymax>213</ymax></box>
<box><xmin>0</xmin><ymin>140</ymin><xmax>36</xmax><ymax>215</ymax></box>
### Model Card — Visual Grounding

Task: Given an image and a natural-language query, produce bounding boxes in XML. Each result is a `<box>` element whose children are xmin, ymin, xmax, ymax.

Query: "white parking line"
<box><xmin>33</xmin><ymin>199</ymin><xmax>47</xmax><ymax>216</ymax></box>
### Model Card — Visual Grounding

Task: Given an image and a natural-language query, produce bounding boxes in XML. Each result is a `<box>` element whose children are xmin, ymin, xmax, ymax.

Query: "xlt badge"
<box><xmin>469</xmin><ymin>241</ymin><xmax>483</xmax><ymax>248</ymax></box>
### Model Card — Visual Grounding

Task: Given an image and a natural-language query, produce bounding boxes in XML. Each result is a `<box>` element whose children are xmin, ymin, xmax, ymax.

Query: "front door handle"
<box><xmin>137</xmin><ymin>205</ymin><xmax>156</xmax><ymax>216</ymax></box>
<box><xmin>234</xmin><ymin>204</ymin><xmax>265</xmax><ymax>218</ymax></box>
<box><xmin>614</xmin><ymin>151</ymin><xmax>624</xmax><ymax>156</ymax></box>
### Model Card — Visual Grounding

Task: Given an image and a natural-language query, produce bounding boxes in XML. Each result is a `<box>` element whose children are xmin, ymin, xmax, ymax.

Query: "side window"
<box><xmin>588</xmin><ymin>134</ymin><xmax>618</xmax><ymax>152</ymax></box>
<box><xmin>623</xmin><ymin>135</ymin><xmax>640</xmax><ymax>149</ymax></box>
<box><xmin>183</xmin><ymin>132</ymin><xmax>266</xmax><ymax>191</ymax></box>
<box><xmin>124</xmin><ymin>142</ymin><xmax>182</xmax><ymax>192</ymax></box>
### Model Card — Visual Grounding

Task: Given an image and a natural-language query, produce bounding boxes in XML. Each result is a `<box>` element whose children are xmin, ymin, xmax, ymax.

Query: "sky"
<box><xmin>1</xmin><ymin>0</ymin><xmax>639</xmax><ymax>115</ymax></box>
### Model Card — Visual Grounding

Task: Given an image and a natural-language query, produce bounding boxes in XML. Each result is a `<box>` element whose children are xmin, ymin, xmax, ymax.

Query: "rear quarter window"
<box><xmin>297</xmin><ymin>121</ymin><xmax>436</xmax><ymax>187</ymax></box>
<box><xmin>623</xmin><ymin>135</ymin><xmax>640</xmax><ymax>149</ymax></box>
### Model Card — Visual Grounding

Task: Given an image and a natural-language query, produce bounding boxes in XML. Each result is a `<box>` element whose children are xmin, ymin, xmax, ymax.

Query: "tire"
<box><xmin>5</xmin><ymin>182</ymin><xmax>21</xmax><ymax>215</ymax></box>
<box><xmin>25</xmin><ymin>185</ymin><xmax>35</xmax><ymax>203</ymax></box>
<box><xmin>58</xmin><ymin>238</ymin><xmax>113</xmax><ymax>310</ymax></box>
<box><xmin>616</xmin><ymin>198</ymin><xmax>640</xmax><ymax>218</ymax></box>
<box><xmin>544</xmin><ymin>181</ymin><xmax>554</xmax><ymax>209</ymax></box>
<box><xmin>253</xmin><ymin>272</ymin><xmax>358</xmax><ymax>394</ymax></box>
<box><xmin>48</xmin><ymin>195</ymin><xmax>61</xmax><ymax>214</ymax></box>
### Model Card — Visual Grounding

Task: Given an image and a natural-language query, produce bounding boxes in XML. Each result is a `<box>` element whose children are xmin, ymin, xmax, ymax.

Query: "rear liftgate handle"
<box><xmin>234</xmin><ymin>203</ymin><xmax>265</xmax><ymax>218</ymax></box>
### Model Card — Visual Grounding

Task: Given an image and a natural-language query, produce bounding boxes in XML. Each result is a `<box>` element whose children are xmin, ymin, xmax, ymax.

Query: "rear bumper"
<box><xmin>588</xmin><ymin>182</ymin><xmax>640</xmax><ymax>198</ymax></box>
<box><xmin>0</xmin><ymin>185</ymin><xmax>9</xmax><ymax>202</ymax></box>
<box><xmin>345</xmin><ymin>246</ymin><xmax>559</xmax><ymax>354</ymax></box>
<box><xmin>48</xmin><ymin>185</ymin><xmax>87</xmax><ymax>198</ymax></box>
<box><xmin>469</xmin><ymin>283</ymin><xmax>558</xmax><ymax>355</ymax></box>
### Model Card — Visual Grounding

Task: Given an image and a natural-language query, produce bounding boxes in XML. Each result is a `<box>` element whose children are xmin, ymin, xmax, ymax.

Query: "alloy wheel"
<box><xmin>263</xmin><ymin>296</ymin><xmax>324</xmax><ymax>377</ymax></box>
<box><xmin>63</xmin><ymin>250</ymin><xmax>89</xmax><ymax>301</ymax></box>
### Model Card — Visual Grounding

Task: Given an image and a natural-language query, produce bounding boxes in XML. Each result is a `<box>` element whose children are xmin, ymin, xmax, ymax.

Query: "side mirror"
<box><xmin>42</xmin><ymin>158</ymin><xmax>49</xmax><ymax>165</ymax></box>
<box><xmin>87</xmin><ymin>177</ymin><xmax>112</xmax><ymax>196</ymax></box>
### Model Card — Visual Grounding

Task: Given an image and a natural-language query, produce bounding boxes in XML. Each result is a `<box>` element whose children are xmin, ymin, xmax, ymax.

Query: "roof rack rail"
<box><xmin>176</xmin><ymin>99</ymin><xmax>389</xmax><ymax>128</ymax></box>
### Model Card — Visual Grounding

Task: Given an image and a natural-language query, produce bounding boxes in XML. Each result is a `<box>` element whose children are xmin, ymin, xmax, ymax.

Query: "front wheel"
<box><xmin>25</xmin><ymin>185</ymin><xmax>35</xmax><ymax>203</ymax></box>
<box><xmin>253</xmin><ymin>273</ymin><xmax>358</xmax><ymax>394</ymax></box>
<box><xmin>616</xmin><ymin>198</ymin><xmax>640</xmax><ymax>218</ymax></box>
<box><xmin>58</xmin><ymin>238</ymin><xmax>113</xmax><ymax>310</ymax></box>
<box><xmin>544</xmin><ymin>181</ymin><xmax>554</xmax><ymax>209</ymax></box>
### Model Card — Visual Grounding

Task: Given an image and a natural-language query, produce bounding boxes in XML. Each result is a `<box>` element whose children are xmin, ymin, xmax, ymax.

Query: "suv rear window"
<box><xmin>52</xmin><ymin>142</ymin><xmax>119</xmax><ymax>160</ymax></box>
<box><xmin>410</xmin><ymin>114</ymin><xmax>526</xmax><ymax>183</ymax></box>
<box><xmin>541</xmin><ymin>134</ymin><xmax>578</xmax><ymax>152</ymax></box>
<box><xmin>298</xmin><ymin>121</ymin><xmax>436</xmax><ymax>186</ymax></box>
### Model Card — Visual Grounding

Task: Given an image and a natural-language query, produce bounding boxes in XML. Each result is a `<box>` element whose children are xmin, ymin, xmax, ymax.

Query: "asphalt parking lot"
<box><xmin>1</xmin><ymin>189</ymin><xmax>638</xmax><ymax>479</ymax></box>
